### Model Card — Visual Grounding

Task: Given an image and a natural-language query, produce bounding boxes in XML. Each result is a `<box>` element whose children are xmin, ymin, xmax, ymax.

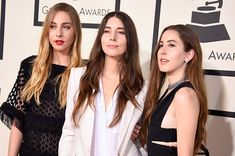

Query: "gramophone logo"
<box><xmin>186</xmin><ymin>0</ymin><xmax>230</xmax><ymax>43</ymax></box>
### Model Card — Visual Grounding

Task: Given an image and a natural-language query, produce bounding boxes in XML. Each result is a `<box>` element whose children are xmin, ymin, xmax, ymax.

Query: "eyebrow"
<box><xmin>104</xmin><ymin>26</ymin><xmax>125</xmax><ymax>30</ymax></box>
<box><xmin>167</xmin><ymin>39</ymin><xmax>177</xmax><ymax>43</ymax></box>
<box><xmin>51</xmin><ymin>22</ymin><xmax>73</xmax><ymax>25</ymax></box>
<box><xmin>160</xmin><ymin>39</ymin><xmax>177</xmax><ymax>43</ymax></box>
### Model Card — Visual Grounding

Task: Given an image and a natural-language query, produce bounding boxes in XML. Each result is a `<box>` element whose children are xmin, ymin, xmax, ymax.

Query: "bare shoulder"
<box><xmin>173</xmin><ymin>87</ymin><xmax>199</xmax><ymax>110</ymax></box>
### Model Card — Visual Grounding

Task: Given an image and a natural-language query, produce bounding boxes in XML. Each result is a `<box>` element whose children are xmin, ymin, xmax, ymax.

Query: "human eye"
<box><xmin>50</xmin><ymin>24</ymin><xmax>56</xmax><ymax>29</ymax></box>
<box><xmin>63</xmin><ymin>25</ymin><xmax>71</xmax><ymax>30</ymax></box>
<box><xmin>103</xmin><ymin>28</ymin><xmax>110</xmax><ymax>33</ymax></box>
<box><xmin>118</xmin><ymin>31</ymin><xmax>125</xmax><ymax>35</ymax></box>
<box><xmin>118</xmin><ymin>29</ymin><xmax>126</xmax><ymax>34</ymax></box>
<box><xmin>168</xmin><ymin>43</ymin><xmax>176</xmax><ymax>47</ymax></box>
<box><xmin>159</xmin><ymin>43</ymin><xmax>163</xmax><ymax>48</ymax></box>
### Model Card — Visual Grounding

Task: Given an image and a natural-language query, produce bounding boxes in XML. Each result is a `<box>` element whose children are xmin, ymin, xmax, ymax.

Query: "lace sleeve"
<box><xmin>0</xmin><ymin>56</ymin><xmax>34</xmax><ymax>131</ymax></box>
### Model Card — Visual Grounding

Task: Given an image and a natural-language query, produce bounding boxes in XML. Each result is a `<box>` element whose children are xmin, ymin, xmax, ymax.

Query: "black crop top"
<box><xmin>147</xmin><ymin>81</ymin><xmax>193</xmax><ymax>156</ymax></box>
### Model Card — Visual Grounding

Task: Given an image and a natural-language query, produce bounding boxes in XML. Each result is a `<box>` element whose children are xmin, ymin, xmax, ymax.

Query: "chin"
<box><xmin>159</xmin><ymin>67</ymin><xmax>168</xmax><ymax>73</ymax></box>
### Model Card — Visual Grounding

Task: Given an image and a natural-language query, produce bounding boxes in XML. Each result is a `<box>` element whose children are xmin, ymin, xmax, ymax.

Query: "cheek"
<box><xmin>101</xmin><ymin>35</ymin><xmax>105</xmax><ymax>43</ymax></box>
<box><xmin>67</xmin><ymin>33</ymin><xmax>75</xmax><ymax>44</ymax></box>
<box><xmin>101</xmin><ymin>36</ymin><xmax>106</xmax><ymax>49</ymax></box>
<box><xmin>48</xmin><ymin>29</ymin><xmax>55</xmax><ymax>37</ymax></box>
<box><xmin>48</xmin><ymin>33</ymin><xmax>54</xmax><ymax>44</ymax></box>
<box><xmin>171</xmin><ymin>55</ymin><xmax>185</xmax><ymax>67</ymax></box>
<box><xmin>119</xmin><ymin>44</ymin><xmax>127</xmax><ymax>55</ymax></box>
<box><xmin>101</xmin><ymin>34</ymin><xmax>109</xmax><ymax>44</ymax></box>
<box><xmin>121</xmin><ymin>43</ymin><xmax>127</xmax><ymax>51</ymax></box>
<box><xmin>121</xmin><ymin>36</ymin><xmax>127</xmax><ymax>44</ymax></box>
<box><xmin>176</xmin><ymin>54</ymin><xmax>186</xmax><ymax>62</ymax></box>
<box><xmin>120</xmin><ymin>39</ymin><xmax>127</xmax><ymax>50</ymax></box>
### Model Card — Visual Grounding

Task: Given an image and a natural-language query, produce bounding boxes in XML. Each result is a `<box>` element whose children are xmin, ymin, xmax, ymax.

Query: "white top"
<box><xmin>93</xmin><ymin>79</ymin><xmax>120</xmax><ymax>156</ymax></box>
<box><xmin>59</xmin><ymin>67</ymin><xmax>148</xmax><ymax>156</ymax></box>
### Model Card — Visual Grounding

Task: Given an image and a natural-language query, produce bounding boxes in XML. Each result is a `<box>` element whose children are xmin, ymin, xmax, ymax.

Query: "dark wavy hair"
<box><xmin>140</xmin><ymin>24</ymin><xmax>208</xmax><ymax>154</ymax></box>
<box><xmin>72</xmin><ymin>11</ymin><xmax>144</xmax><ymax>127</ymax></box>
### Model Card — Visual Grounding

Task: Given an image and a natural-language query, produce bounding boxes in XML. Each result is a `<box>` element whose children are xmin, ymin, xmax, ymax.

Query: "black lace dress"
<box><xmin>0</xmin><ymin>56</ymin><xmax>66</xmax><ymax>156</ymax></box>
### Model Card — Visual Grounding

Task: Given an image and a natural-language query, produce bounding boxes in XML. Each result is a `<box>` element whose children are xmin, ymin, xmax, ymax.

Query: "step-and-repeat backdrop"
<box><xmin>0</xmin><ymin>0</ymin><xmax>234</xmax><ymax>155</ymax></box>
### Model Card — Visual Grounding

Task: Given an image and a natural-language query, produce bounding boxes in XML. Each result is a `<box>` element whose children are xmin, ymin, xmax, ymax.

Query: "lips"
<box><xmin>107</xmin><ymin>44</ymin><xmax>118</xmax><ymax>49</ymax></box>
<box><xmin>55</xmin><ymin>40</ymin><xmax>64</xmax><ymax>45</ymax></box>
<box><xmin>159</xmin><ymin>58</ymin><xmax>169</xmax><ymax>65</ymax></box>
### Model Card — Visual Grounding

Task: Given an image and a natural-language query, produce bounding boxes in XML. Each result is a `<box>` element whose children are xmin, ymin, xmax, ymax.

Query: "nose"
<box><xmin>160</xmin><ymin>45</ymin><xmax>167</xmax><ymax>55</ymax></box>
<box><xmin>56</xmin><ymin>27</ymin><xmax>63</xmax><ymax>37</ymax></box>
<box><xmin>110</xmin><ymin>32</ymin><xmax>117</xmax><ymax>41</ymax></box>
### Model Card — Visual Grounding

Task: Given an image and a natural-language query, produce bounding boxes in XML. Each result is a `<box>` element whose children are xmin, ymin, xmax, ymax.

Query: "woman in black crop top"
<box><xmin>0</xmin><ymin>3</ymin><xmax>83</xmax><ymax>156</ymax></box>
<box><xmin>140</xmin><ymin>24</ymin><xmax>208</xmax><ymax>156</ymax></box>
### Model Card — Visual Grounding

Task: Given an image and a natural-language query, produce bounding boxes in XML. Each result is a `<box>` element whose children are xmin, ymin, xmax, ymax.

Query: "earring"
<box><xmin>184</xmin><ymin>59</ymin><xmax>188</xmax><ymax>63</ymax></box>
<box><xmin>125</xmin><ymin>53</ymin><xmax>128</xmax><ymax>59</ymax></box>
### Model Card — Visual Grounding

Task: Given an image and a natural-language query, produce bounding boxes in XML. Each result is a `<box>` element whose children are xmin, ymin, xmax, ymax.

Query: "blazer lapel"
<box><xmin>79</xmin><ymin>100</ymin><xmax>95</xmax><ymax>152</ymax></box>
<box><xmin>83</xmin><ymin>105</ymin><xmax>95</xmax><ymax>141</ymax></box>
<box><xmin>117</xmin><ymin>101</ymin><xmax>135</xmax><ymax>151</ymax></box>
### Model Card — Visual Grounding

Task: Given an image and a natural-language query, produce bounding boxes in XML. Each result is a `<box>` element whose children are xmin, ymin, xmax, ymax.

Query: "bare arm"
<box><xmin>0</xmin><ymin>57</ymin><xmax>33</xmax><ymax>156</ymax></box>
<box><xmin>174</xmin><ymin>87</ymin><xmax>200</xmax><ymax>156</ymax></box>
<box><xmin>8</xmin><ymin>124</ymin><xmax>23</xmax><ymax>156</ymax></box>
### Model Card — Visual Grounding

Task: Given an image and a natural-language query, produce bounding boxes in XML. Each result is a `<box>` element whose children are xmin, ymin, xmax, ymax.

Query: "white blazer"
<box><xmin>59</xmin><ymin>67</ymin><xmax>147</xmax><ymax>156</ymax></box>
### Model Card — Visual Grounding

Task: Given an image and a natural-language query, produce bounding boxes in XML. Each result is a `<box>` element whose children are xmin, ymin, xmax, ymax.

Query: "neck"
<box><xmin>103</xmin><ymin>57</ymin><xmax>120</xmax><ymax>76</ymax></box>
<box><xmin>51</xmin><ymin>51</ymin><xmax>69</xmax><ymax>66</ymax></box>
<box><xmin>167</xmin><ymin>76</ymin><xmax>186</xmax><ymax>90</ymax></box>
<box><xmin>102</xmin><ymin>67</ymin><xmax>119</xmax><ymax>80</ymax></box>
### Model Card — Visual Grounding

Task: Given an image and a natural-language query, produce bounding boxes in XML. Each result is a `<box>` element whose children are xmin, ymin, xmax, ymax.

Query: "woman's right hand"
<box><xmin>131</xmin><ymin>124</ymin><xmax>141</xmax><ymax>143</ymax></box>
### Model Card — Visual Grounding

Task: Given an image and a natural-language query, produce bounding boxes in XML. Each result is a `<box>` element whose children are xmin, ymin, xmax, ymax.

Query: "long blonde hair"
<box><xmin>21</xmin><ymin>3</ymin><xmax>82</xmax><ymax>108</ymax></box>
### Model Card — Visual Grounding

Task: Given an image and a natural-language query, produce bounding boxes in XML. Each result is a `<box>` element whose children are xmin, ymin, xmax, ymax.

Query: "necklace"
<box><xmin>168</xmin><ymin>77</ymin><xmax>186</xmax><ymax>90</ymax></box>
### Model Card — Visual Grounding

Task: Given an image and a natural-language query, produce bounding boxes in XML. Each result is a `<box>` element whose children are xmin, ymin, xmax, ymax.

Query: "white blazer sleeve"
<box><xmin>58</xmin><ymin>67</ymin><xmax>84</xmax><ymax>156</ymax></box>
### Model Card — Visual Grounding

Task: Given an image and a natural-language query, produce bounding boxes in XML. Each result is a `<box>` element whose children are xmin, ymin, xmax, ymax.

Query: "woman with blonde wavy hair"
<box><xmin>0</xmin><ymin>3</ymin><xmax>82</xmax><ymax>156</ymax></box>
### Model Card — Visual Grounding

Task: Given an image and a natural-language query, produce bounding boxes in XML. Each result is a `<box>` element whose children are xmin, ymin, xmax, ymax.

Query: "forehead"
<box><xmin>52</xmin><ymin>11</ymin><xmax>72</xmax><ymax>23</ymax></box>
<box><xmin>161</xmin><ymin>30</ymin><xmax>181</xmax><ymax>42</ymax></box>
<box><xmin>105</xmin><ymin>16</ymin><xmax>124</xmax><ymax>28</ymax></box>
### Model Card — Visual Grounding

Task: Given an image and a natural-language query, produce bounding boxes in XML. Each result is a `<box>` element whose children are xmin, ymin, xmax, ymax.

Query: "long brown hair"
<box><xmin>72</xmin><ymin>11</ymin><xmax>144</xmax><ymax>127</ymax></box>
<box><xmin>140</xmin><ymin>24</ymin><xmax>208</xmax><ymax>153</ymax></box>
<box><xmin>21</xmin><ymin>3</ymin><xmax>82</xmax><ymax>108</ymax></box>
